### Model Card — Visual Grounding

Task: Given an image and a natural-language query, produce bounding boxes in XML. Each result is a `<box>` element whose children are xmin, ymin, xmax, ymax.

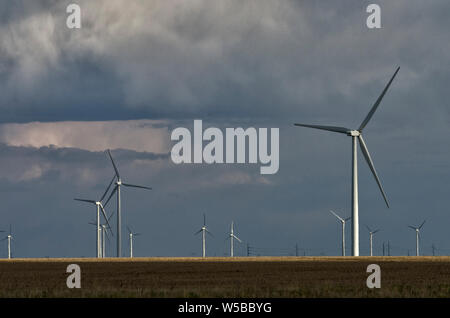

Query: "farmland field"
<box><xmin>1</xmin><ymin>256</ymin><xmax>450</xmax><ymax>297</ymax></box>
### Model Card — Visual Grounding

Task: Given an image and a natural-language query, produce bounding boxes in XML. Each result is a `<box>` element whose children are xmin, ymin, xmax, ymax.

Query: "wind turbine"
<box><xmin>1</xmin><ymin>225</ymin><xmax>12</xmax><ymax>259</ymax></box>
<box><xmin>89</xmin><ymin>215</ymin><xmax>113</xmax><ymax>258</ymax></box>
<box><xmin>75</xmin><ymin>182</ymin><xmax>112</xmax><ymax>258</ymax></box>
<box><xmin>408</xmin><ymin>220</ymin><xmax>426</xmax><ymax>256</ymax></box>
<box><xmin>127</xmin><ymin>225</ymin><xmax>140</xmax><ymax>258</ymax></box>
<box><xmin>195</xmin><ymin>214</ymin><xmax>213</xmax><ymax>258</ymax></box>
<box><xmin>365</xmin><ymin>225</ymin><xmax>380</xmax><ymax>256</ymax></box>
<box><xmin>104</xmin><ymin>149</ymin><xmax>152</xmax><ymax>258</ymax></box>
<box><xmin>226</xmin><ymin>221</ymin><xmax>242</xmax><ymax>257</ymax></box>
<box><xmin>295</xmin><ymin>67</ymin><xmax>400</xmax><ymax>256</ymax></box>
<box><xmin>329</xmin><ymin>210</ymin><xmax>351</xmax><ymax>256</ymax></box>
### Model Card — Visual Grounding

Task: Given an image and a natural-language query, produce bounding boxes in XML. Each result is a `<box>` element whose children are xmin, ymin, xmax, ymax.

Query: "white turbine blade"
<box><xmin>419</xmin><ymin>220</ymin><xmax>426</xmax><ymax>230</ymax></box>
<box><xmin>103</xmin><ymin>185</ymin><xmax>117</xmax><ymax>208</ymax></box>
<box><xmin>233</xmin><ymin>235</ymin><xmax>242</xmax><ymax>243</ymax></box>
<box><xmin>408</xmin><ymin>225</ymin><xmax>416</xmax><ymax>230</ymax></box>
<box><xmin>358</xmin><ymin>135</ymin><xmax>389</xmax><ymax>208</ymax></box>
<box><xmin>100</xmin><ymin>175</ymin><xmax>116</xmax><ymax>202</ymax></box>
<box><xmin>122</xmin><ymin>183</ymin><xmax>152</xmax><ymax>190</ymax></box>
<box><xmin>206</xmin><ymin>229</ymin><xmax>214</xmax><ymax>237</ymax></box>
<box><xmin>365</xmin><ymin>224</ymin><xmax>372</xmax><ymax>233</ymax></box>
<box><xmin>372</xmin><ymin>229</ymin><xmax>380</xmax><ymax>234</ymax></box>
<box><xmin>74</xmin><ymin>198</ymin><xmax>96</xmax><ymax>204</ymax></box>
<box><xmin>294</xmin><ymin>123</ymin><xmax>350</xmax><ymax>134</ymax></box>
<box><xmin>126</xmin><ymin>225</ymin><xmax>132</xmax><ymax>234</ymax></box>
<box><xmin>106</xmin><ymin>149</ymin><xmax>120</xmax><ymax>179</ymax></box>
<box><xmin>359</xmin><ymin>67</ymin><xmax>400</xmax><ymax>131</ymax></box>
<box><xmin>329</xmin><ymin>210</ymin><xmax>344</xmax><ymax>222</ymax></box>
<box><xmin>99</xmin><ymin>204</ymin><xmax>112</xmax><ymax>230</ymax></box>
<box><xmin>194</xmin><ymin>229</ymin><xmax>202</xmax><ymax>235</ymax></box>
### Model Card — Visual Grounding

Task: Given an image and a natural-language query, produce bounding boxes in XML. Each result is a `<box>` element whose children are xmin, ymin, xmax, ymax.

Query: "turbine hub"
<box><xmin>348</xmin><ymin>130</ymin><xmax>360</xmax><ymax>137</ymax></box>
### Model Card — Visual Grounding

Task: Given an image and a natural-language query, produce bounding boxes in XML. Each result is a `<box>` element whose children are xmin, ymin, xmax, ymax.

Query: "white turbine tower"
<box><xmin>329</xmin><ymin>210</ymin><xmax>351</xmax><ymax>256</ymax></box>
<box><xmin>226</xmin><ymin>221</ymin><xmax>242</xmax><ymax>257</ymax></box>
<box><xmin>1</xmin><ymin>225</ymin><xmax>13</xmax><ymax>259</ymax></box>
<box><xmin>408</xmin><ymin>220</ymin><xmax>426</xmax><ymax>256</ymax></box>
<box><xmin>365</xmin><ymin>225</ymin><xmax>380</xmax><ymax>256</ymax></box>
<box><xmin>75</xmin><ymin>184</ymin><xmax>112</xmax><ymax>258</ymax></box>
<box><xmin>89</xmin><ymin>217</ymin><xmax>113</xmax><ymax>258</ymax></box>
<box><xmin>104</xmin><ymin>149</ymin><xmax>152</xmax><ymax>258</ymax></box>
<box><xmin>295</xmin><ymin>67</ymin><xmax>400</xmax><ymax>256</ymax></box>
<box><xmin>127</xmin><ymin>225</ymin><xmax>140</xmax><ymax>258</ymax></box>
<box><xmin>195</xmin><ymin>214</ymin><xmax>213</xmax><ymax>258</ymax></box>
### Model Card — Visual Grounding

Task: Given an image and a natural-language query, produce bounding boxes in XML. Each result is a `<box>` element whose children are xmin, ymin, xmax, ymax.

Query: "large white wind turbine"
<box><xmin>75</xmin><ymin>184</ymin><xmax>112</xmax><ymax>258</ymax></box>
<box><xmin>195</xmin><ymin>214</ymin><xmax>213</xmax><ymax>258</ymax></box>
<box><xmin>1</xmin><ymin>225</ymin><xmax>13</xmax><ymax>259</ymax></box>
<box><xmin>408</xmin><ymin>220</ymin><xmax>426</xmax><ymax>256</ymax></box>
<box><xmin>104</xmin><ymin>149</ymin><xmax>152</xmax><ymax>258</ymax></box>
<box><xmin>365</xmin><ymin>225</ymin><xmax>380</xmax><ymax>256</ymax></box>
<box><xmin>127</xmin><ymin>225</ymin><xmax>140</xmax><ymax>258</ymax></box>
<box><xmin>226</xmin><ymin>221</ymin><xmax>242</xmax><ymax>257</ymax></box>
<box><xmin>329</xmin><ymin>210</ymin><xmax>351</xmax><ymax>256</ymax></box>
<box><xmin>295</xmin><ymin>67</ymin><xmax>400</xmax><ymax>256</ymax></box>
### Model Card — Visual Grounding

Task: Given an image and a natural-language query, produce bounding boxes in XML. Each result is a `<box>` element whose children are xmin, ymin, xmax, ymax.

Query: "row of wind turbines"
<box><xmin>329</xmin><ymin>209</ymin><xmax>427</xmax><ymax>256</ymax></box>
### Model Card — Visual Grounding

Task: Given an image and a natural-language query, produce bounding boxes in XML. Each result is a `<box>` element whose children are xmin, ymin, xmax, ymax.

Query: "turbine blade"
<box><xmin>359</xmin><ymin>67</ymin><xmax>400</xmax><ymax>131</ymax></box>
<box><xmin>419</xmin><ymin>220</ymin><xmax>426</xmax><ymax>230</ymax></box>
<box><xmin>408</xmin><ymin>226</ymin><xmax>416</xmax><ymax>230</ymax></box>
<box><xmin>107</xmin><ymin>149</ymin><xmax>120</xmax><ymax>179</ymax></box>
<box><xmin>194</xmin><ymin>229</ymin><xmax>202</xmax><ymax>235</ymax></box>
<box><xmin>100</xmin><ymin>175</ymin><xmax>116</xmax><ymax>202</ymax></box>
<box><xmin>358</xmin><ymin>135</ymin><xmax>389</xmax><ymax>208</ymax></box>
<box><xmin>203</xmin><ymin>214</ymin><xmax>206</xmax><ymax>226</ymax></box>
<box><xmin>134</xmin><ymin>233</ymin><xmax>141</xmax><ymax>236</ymax></box>
<box><xmin>294</xmin><ymin>123</ymin><xmax>350</xmax><ymax>134</ymax></box>
<box><xmin>373</xmin><ymin>229</ymin><xmax>380</xmax><ymax>234</ymax></box>
<box><xmin>365</xmin><ymin>224</ymin><xmax>372</xmax><ymax>233</ymax></box>
<box><xmin>0</xmin><ymin>237</ymin><xmax>7</xmax><ymax>242</ymax></box>
<box><xmin>206</xmin><ymin>229</ymin><xmax>214</xmax><ymax>237</ymax></box>
<box><xmin>103</xmin><ymin>186</ymin><xmax>117</xmax><ymax>208</ymax></box>
<box><xmin>233</xmin><ymin>235</ymin><xmax>242</xmax><ymax>243</ymax></box>
<box><xmin>344</xmin><ymin>217</ymin><xmax>352</xmax><ymax>222</ymax></box>
<box><xmin>74</xmin><ymin>198</ymin><xmax>96</xmax><ymax>204</ymax></box>
<box><xmin>88</xmin><ymin>222</ymin><xmax>97</xmax><ymax>226</ymax></box>
<box><xmin>122</xmin><ymin>183</ymin><xmax>152</xmax><ymax>190</ymax></box>
<box><xmin>329</xmin><ymin>210</ymin><xmax>344</xmax><ymax>222</ymax></box>
<box><xmin>99</xmin><ymin>204</ymin><xmax>112</xmax><ymax>230</ymax></box>
<box><xmin>127</xmin><ymin>225</ymin><xmax>132</xmax><ymax>234</ymax></box>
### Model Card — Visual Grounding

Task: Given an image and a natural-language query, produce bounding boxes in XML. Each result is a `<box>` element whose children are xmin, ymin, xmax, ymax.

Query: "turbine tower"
<box><xmin>408</xmin><ymin>220</ymin><xmax>426</xmax><ymax>256</ymax></box>
<box><xmin>226</xmin><ymin>221</ymin><xmax>242</xmax><ymax>257</ymax></box>
<box><xmin>104</xmin><ymin>149</ymin><xmax>152</xmax><ymax>258</ymax></box>
<box><xmin>1</xmin><ymin>226</ymin><xmax>13</xmax><ymax>259</ymax></box>
<box><xmin>365</xmin><ymin>225</ymin><xmax>380</xmax><ymax>256</ymax></box>
<box><xmin>127</xmin><ymin>225</ymin><xmax>140</xmax><ymax>258</ymax></box>
<box><xmin>89</xmin><ymin>218</ymin><xmax>113</xmax><ymax>258</ymax></box>
<box><xmin>295</xmin><ymin>67</ymin><xmax>400</xmax><ymax>256</ymax></box>
<box><xmin>195</xmin><ymin>214</ymin><xmax>212</xmax><ymax>258</ymax></box>
<box><xmin>329</xmin><ymin>210</ymin><xmax>351</xmax><ymax>256</ymax></box>
<box><xmin>74</xmin><ymin>183</ymin><xmax>112</xmax><ymax>258</ymax></box>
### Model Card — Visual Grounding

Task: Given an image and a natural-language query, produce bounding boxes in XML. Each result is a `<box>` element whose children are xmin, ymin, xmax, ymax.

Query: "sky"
<box><xmin>0</xmin><ymin>0</ymin><xmax>449</xmax><ymax>257</ymax></box>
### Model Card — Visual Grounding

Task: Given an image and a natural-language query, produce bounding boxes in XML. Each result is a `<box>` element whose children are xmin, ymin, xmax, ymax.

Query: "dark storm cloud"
<box><xmin>0</xmin><ymin>0</ymin><xmax>448</xmax><ymax>123</ymax></box>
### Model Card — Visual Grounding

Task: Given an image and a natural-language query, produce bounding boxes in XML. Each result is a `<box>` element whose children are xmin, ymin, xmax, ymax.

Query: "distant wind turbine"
<box><xmin>365</xmin><ymin>225</ymin><xmax>380</xmax><ymax>256</ymax></box>
<box><xmin>329</xmin><ymin>210</ymin><xmax>351</xmax><ymax>256</ymax></box>
<box><xmin>75</xmin><ymin>183</ymin><xmax>112</xmax><ymax>258</ymax></box>
<box><xmin>295</xmin><ymin>67</ymin><xmax>400</xmax><ymax>256</ymax></box>
<box><xmin>104</xmin><ymin>149</ymin><xmax>152</xmax><ymax>258</ymax></box>
<box><xmin>89</xmin><ymin>214</ymin><xmax>113</xmax><ymax>258</ymax></box>
<box><xmin>226</xmin><ymin>221</ymin><xmax>242</xmax><ymax>257</ymax></box>
<box><xmin>195</xmin><ymin>214</ymin><xmax>213</xmax><ymax>258</ymax></box>
<box><xmin>127</xmin><ymin>225</ymin><xmax>140</xmax><ymax>258</ymax></box>
<box><xmin>0</xmin><ymin>225</ymin><xmax>12</xmax><ymax>259</ymax></box>
<box><xmin>408</xmin><ymin>220</ymin><xmax>426</xmax><ymax>256</ymax></box>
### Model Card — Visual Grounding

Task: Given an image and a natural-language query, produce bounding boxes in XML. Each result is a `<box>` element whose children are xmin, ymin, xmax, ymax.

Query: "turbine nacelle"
<box><xmin>348</xmin><ymin>130</ymin><xmax>361</xmax><ymax>137</ymax></box>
